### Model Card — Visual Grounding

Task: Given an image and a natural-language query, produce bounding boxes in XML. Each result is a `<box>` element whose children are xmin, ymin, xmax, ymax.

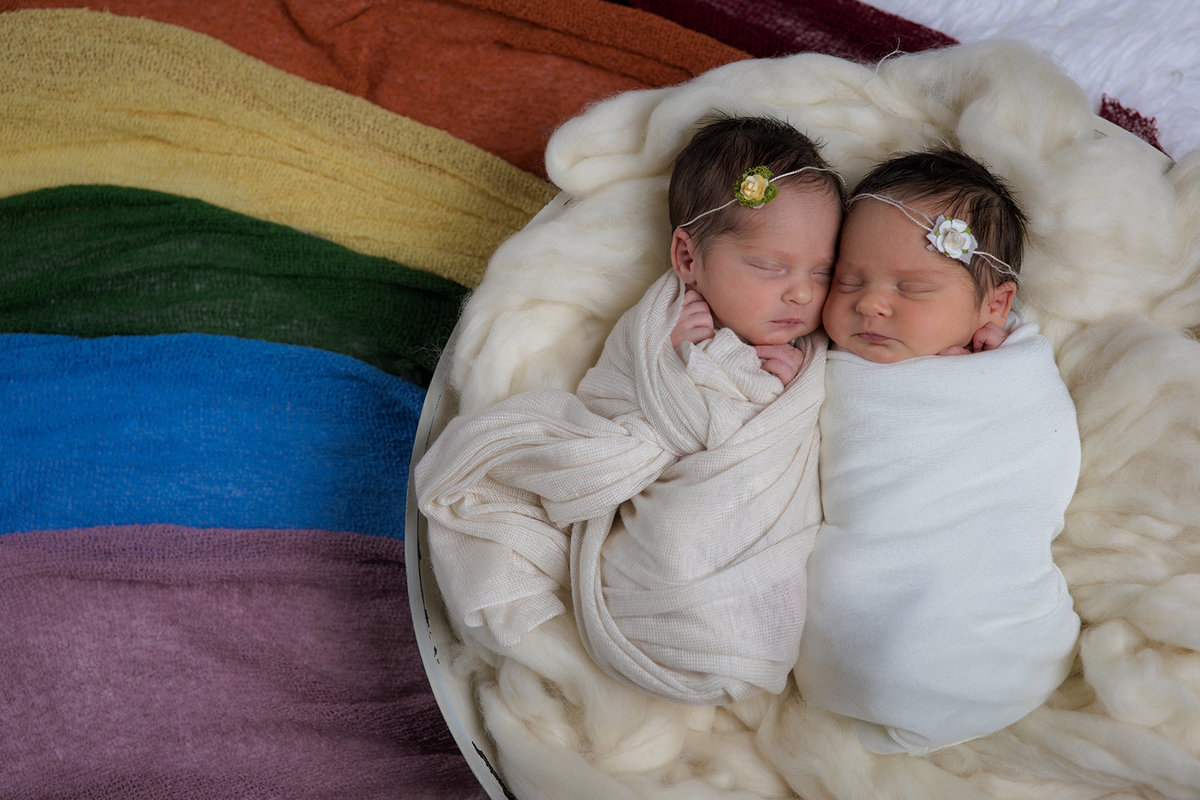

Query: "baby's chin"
<box><xmin>831</xmin><ymin>336</ymin><xmax>911</xmax><ymax>364</ymax></box>
<box><xmin>743</xmin><ymin>326</ymin><xmax>819</xmax><ymax>347</ymax></box>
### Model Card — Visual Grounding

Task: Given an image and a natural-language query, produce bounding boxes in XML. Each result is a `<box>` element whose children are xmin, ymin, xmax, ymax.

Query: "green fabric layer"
<box><xmin>0</xmin><ymin>185</ymin><xmax>467</xmax><ymax>385</ymax></box>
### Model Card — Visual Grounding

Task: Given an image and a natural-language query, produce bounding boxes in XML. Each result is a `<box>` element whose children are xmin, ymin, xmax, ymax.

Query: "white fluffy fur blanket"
<box><xmin>796</xmin><ymin>320</ymin><xmax>1081</xmax><ymax>755</ymax></box>
<box><xmin>418</xmin><ymin>271</ymin><xmax>826</xmax><ymax>704</ymax></box>
<box><xmin>428</xmin><ymin>40</ymin><xmax>1200</xmax><ymax>800</ymax></box>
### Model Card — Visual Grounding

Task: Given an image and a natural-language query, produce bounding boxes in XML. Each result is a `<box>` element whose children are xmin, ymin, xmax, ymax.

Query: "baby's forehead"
<box><xmin>839</xmin><ymin>204</ymin><xmax>970</xmax><ymax>274</ymax></box>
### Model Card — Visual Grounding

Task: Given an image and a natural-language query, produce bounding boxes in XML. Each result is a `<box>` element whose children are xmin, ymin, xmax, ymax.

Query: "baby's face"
<box><xmin>822</xmin><ymin>199</ymin><xmax>994</xmax><ymax>363</ymax></box>
<box><xmin>677</xmin><ymin>188</ymin><xmax>841</xmax><ymax>346</ymax></box>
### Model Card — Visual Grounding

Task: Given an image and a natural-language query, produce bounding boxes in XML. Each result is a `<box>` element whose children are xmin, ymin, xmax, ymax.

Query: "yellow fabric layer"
<box><xmin>0</xmin><ymin>8</ymin><xmax>557</xmax><ymax>288</ymax></box>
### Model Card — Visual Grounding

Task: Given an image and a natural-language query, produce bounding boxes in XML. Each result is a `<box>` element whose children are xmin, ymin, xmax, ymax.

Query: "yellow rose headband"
<box><xmin>679</xmin><ymin>165</ymin><xmax>845</xmax><ymax>229</ymax></box>
<box><xmin>850</xmin><ymin>193</ymin><xmax>1019</xmax><ymax>281</ymax></box>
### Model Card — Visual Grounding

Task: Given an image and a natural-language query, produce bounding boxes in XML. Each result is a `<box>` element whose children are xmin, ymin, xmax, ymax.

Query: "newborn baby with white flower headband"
<box><xmin>823</xmin><ymin>148</ymin><xmax>1024</xmax><ymax>362</ymax></box>
<box><xmin>794</xmin><ymin>148</ymin><xmax>1083</xmax><ymax>754</ymax></box>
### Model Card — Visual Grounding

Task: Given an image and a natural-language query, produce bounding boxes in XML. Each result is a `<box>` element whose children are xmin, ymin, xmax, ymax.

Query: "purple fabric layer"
<box><xmin>0</xmin><ymin>525</ymin><xmax>479</xmax><ymax>800</ymax></box>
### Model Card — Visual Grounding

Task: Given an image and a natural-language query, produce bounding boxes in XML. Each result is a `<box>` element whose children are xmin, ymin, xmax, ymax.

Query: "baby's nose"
<box><xmin>855</xmin><ymin>289</ymin><xmax>889</xmax><ymax>315</ymax></box>
<box><xmin>784</xmin><ymin>276</ymin><xmax>813</xmax><ymax>303</ymax></box>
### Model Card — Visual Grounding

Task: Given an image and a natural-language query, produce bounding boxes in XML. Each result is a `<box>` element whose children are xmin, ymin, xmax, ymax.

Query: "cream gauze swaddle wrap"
<box><xmin>795</xmin><ymin>319</ymin><xmax>1081</xmax><ymax>754</ymax></box>
<box><xmin>417</xmin><ymin>271</ymin><xmax>826</xmax><ymax>704</ymax></box>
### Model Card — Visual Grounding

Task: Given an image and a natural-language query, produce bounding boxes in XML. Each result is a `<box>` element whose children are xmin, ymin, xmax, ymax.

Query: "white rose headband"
<box><xmin>679</xmin><ymin>165</ymin><xmax>846</xmax><ymax>229</ymax></box>
<box><xmin>850</xmin><ymin>193</ymin><xmax>1019</xmax><ymax>281</ymax></box>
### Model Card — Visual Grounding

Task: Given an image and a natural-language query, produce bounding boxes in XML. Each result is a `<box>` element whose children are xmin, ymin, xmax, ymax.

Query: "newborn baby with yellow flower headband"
<box><xmin>417</xmin><ymin>113</ymin><xmax>846</xmax><ymax>705</ymax></box>
<box><xmin>666</xmin><ymin>116</ymin><xmax>844</xmax><ymax>384</ymax></box>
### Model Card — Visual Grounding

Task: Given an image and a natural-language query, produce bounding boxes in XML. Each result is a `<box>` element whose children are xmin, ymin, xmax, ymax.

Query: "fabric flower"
<box><xmin>735</xmin><ymin>167</ymin><xmax>778</xmax><ymax>208</ymax></box>
<box><xmin>927</xmin><ymin>216</ymin><xmax>977</xmax><ymax>264</ymax></box>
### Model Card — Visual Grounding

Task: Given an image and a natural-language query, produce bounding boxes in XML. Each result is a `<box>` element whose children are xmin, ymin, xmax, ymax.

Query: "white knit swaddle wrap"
<box><xmin>795</xmin><ymin>320</ymin><xmax>1081</xmax><ymax>753</ymax></box>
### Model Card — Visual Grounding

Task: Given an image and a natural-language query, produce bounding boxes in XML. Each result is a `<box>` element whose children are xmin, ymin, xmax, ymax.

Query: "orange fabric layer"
<box><xmin>0</xmin><ymin>0</ymin><xmax>748</xmax><ymax>177</ymax></box>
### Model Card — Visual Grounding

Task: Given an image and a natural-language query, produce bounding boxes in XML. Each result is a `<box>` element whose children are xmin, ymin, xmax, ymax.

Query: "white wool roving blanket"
<box><xmin>417</xmin><ymin>271</ymin><xmax>826</xmax><ymax>704</ymax></box>
<box><xmin>795</xmin><ymin>320</ymin><xmax>1082</xmax><ymax>755</ymax></box>
<box><xmin>425</xmin><ymin>40</ymin><xmax>1200</xmax><ymax>800</ymax></box>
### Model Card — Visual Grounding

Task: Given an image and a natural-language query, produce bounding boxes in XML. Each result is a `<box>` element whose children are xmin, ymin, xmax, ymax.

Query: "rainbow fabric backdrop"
<box><xmin>0</xmin><ymin>2</ymin><xmax>1172</xmax><ymax>799</ymax></box>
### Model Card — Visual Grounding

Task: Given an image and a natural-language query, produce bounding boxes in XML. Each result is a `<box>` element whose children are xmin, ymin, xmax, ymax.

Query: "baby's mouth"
<box><xmin>855</xmin><ymin>331</ymin><xmax>890</xmax><ymax>343</ymax></box>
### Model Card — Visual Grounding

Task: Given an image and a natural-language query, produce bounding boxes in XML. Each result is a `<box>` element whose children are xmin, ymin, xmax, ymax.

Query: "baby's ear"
<box><xmin>983</xmin><ymin>281</ymin><xmax>1016</xmax><ymax>326</ymax></box>
<box><xmin>670</xmin><ymin>227</ymin><xmax>700</xmax><ymax>283</ymax></box>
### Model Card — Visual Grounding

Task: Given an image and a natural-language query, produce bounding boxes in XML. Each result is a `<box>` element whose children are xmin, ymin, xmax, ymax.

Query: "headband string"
<box><xmin>679</xmin><ymin>166</ymin><xmax>845</xmax><ymax>229</ymax></box>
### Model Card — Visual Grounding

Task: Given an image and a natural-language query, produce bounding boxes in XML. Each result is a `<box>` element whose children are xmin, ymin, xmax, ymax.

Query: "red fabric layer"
<box><xmin>1100</xmin><ymin>93</ymin><xmax>1166</xmax><ymax>153</ymax></box>
<box><xmin>0</xmin><ymin>0</ymin><xmax>747</xmax><ymax>177</ymax></box>
<box><xmin>0</xmin><ymin>526</ymin><xmax>479</xmax><ymax>800</ymax></box>
<box><xmin>628</xmin><ymin>0</ymin><xmax>956</xmax><ymax>62</ymax></box>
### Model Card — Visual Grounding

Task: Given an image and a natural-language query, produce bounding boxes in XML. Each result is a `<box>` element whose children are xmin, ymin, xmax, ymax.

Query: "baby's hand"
<box><xmin>755</xmin><ymin>343</ymin><xmax>805</xmax><ymax>385</ymax></box>
<box><xmin>671</xmin><ymin>289</ymin><xmax>715</xmax><ymax>348</ymax></box>
<box><xmin>938</xmin><ymin>323</ymin><xmax>1010</xmax><ymax>356</ymax></box>
<box><xmin>970</xmin><ymin>322</ymin><xmax>1009</xmax><ymax>352</ymax></box>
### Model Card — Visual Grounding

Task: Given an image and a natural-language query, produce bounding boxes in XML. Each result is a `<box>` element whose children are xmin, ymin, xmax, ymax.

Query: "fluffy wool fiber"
<box><xmin>429</xmin><ymin>41</ymin><xmax>1200</xmax><ymax>799</ymax></box>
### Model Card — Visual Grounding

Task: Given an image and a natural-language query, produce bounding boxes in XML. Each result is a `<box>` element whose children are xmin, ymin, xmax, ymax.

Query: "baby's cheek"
<box><xmin>814</xmin><ymin>285</ymin><xmax>832</xmax><ymax>308</ymax></box>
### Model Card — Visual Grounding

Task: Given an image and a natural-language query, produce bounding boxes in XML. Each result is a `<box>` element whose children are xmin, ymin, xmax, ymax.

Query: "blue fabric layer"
<box><xmin>1</xmin><ymin>334</ymin><xmax>424</xmax><ymax>537</ymax></box>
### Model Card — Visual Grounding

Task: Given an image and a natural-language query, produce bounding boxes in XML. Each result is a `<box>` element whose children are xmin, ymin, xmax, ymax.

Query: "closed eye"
<box><xmin>747</xmin><ymin>261</ymin><xmax>783</xmax><ymax>273</ymax></box>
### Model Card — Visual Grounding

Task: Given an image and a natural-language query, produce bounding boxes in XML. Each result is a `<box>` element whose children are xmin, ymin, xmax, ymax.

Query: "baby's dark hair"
<box><xmin>669</xmin><ymin>115</ymin><xmax>844</xmax><ymax>247</ymax></box>
<box><xmin>852</xmin><ymin>148</ymin><xmax>1027</xmax><ymax>297</ymax></box>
